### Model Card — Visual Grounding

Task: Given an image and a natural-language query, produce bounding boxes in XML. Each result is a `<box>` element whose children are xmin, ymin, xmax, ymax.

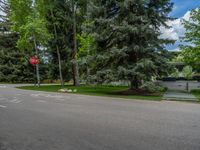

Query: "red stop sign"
<box><xmin>29</xmin><ymin>56</ymin><xmax>40</xmax><ymax>65</ymax></box>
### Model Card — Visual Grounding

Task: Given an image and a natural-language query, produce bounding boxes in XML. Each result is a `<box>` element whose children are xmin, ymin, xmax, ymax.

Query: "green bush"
<box><xmin>141</xmin><ymin>82</ymin><xmax>167</xmax><ymax>93</ymax></box>
<box><xmin>182</xmin><ymin>66</ymin><xmax>193</xmax><ymax>80</ymax></box>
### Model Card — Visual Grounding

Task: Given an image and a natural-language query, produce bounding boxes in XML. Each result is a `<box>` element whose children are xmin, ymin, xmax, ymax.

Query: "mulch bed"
<box><xmin>117</xmin><ymin>89</ymin><xmax>162</xmax><ymax>96</ymax></box>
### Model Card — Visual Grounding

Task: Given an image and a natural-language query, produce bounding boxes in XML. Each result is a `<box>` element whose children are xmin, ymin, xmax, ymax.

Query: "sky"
<box><xmin>170</xmin><ymin>0</ymin><xmax>200</xmax><ymax>18</ymax></box>
<box><xmin>163</xmin><ymin>0</ymin><xmax>200</xmax><ymax>51</ymax></box>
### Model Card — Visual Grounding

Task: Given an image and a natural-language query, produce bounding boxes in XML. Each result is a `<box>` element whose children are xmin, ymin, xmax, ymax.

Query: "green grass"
<box><xmin>191</xmin><ymin>89</ymin><xmax>200</xmax><ymax>101</ymax></box>
<box><xmin>17</xmin><ymin>85</ymin><xmax>163</xmax><ymax>101</ymax></box>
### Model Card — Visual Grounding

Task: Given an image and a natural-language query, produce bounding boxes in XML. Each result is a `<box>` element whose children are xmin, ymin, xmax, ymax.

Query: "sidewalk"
<box><xmin>163</xmin><ymin>90</ymin><xmax>198</xmax><ymax>102</ymax></box>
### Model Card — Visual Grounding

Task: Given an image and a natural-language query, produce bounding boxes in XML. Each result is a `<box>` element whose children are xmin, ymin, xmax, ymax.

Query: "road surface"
<box><xmin>0</xmin><ymin>84</ymin><xmax>200</xmax><ymax>150</ymax></box>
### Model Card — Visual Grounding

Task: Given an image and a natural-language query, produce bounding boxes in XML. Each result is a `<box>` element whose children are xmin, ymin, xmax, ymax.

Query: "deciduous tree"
<box><xmin>181</xmin><ymin>8</ymin><xmax>200</xmax><ymax>69</ymax></box>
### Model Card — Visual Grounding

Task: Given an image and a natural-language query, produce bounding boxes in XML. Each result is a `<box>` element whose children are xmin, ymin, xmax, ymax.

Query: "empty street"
<box><xmin>0</xmin><ymin>84</ymin><xmax>200</xmax><ymax>150</ymax></box>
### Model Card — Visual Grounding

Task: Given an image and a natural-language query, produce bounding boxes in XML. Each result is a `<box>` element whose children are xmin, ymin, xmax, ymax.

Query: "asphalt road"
<box><xmin>0</xmin><ymin>84</ymin><xmax>200</xmax><ymax>150</ymax></box>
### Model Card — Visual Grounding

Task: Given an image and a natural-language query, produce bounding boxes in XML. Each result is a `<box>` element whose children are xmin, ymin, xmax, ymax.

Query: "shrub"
<box><xmin>141</xmin><ymin>82</ymin><xmax>167</xmax><ymax>93</ymax></box>
<box><xmin>170</xmin><ymin>68</ymin><xmax>180</xmax><ymax>78</ymax></box>
<box><xmin>162</xmin><ymin>77</ymin><xmax>176</xmax><ymax>81</ymax></box>
<box><xmin>176</xmin><ymin>77</ymin><xmax>187</xmax><ymax>81</ymax></box>
<box><xmin>193</xmin><ymin>75</ymin><xmax>200</xmax><ymax>82</ymax></box>
<box><xmin>182</xmin><ymin>66</ymin><xmax>194</xmax><ymax>80</ymax></box>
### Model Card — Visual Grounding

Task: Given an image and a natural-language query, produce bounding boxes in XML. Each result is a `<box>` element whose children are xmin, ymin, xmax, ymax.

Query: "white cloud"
<box><xmin>160</xmin><ymin>10</ymin><xmax>193</xmax><ymax>51</ymax></box>
<box><xmin>160</xmin><ymin>23</ymin><xmax>180</xmax><ymax>40</ymax></box>
<box><xmin>169</xmin><ymin>48</ymin><xmax>181</xmax><ymax>52</ymax></box>
<box><xmin>160</xmin><ymin>13</ymin><xmax>190</xmax><ymax>40</ymax></box>
<box><xmin>182</xmin><ymin>11</ymin><xmax>191</xmax><ymax>21</ymax></box>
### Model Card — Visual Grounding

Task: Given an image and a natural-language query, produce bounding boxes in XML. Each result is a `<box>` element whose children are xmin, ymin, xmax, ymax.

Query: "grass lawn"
<box><xmin>17</xmin><ymin>85</ymin><xmax>163</xmax><ymax>101</ymax></box>
<box><xmin>191</xmin><ymin>89</ymin><xmax>200</xmax><ymax>101</ymax></box>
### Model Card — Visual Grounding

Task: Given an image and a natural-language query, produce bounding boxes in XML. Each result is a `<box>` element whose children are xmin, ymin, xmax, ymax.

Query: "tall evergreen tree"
<box><xmin>88</xmin><ymin>0</ymin><xmax>173</xmax><ymax>89</ymax></box>
<box><xmin>0</xmin><ymin>0</ymin><xmax>35</xmax><ymax>83</ymax></box>
<box><xmin>42</xmin><ymin>0</ymin><xmax>88</xmax><ymax>86</ymax></box>
<box><xmin>42</xmin><ymin>0</ymin><xmax>74</xmax><ymax>83</ymax></box>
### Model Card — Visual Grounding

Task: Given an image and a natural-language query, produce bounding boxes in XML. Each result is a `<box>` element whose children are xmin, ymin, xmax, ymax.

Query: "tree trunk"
<box><xmin>50</xmin><ymin>8</ymin><xmax>64</xmax><ymax>87</ymax></box>
<box><xmin>186</xmin><ymin>81</ymin><xmax>189</xmax><ymax>92</ymax></box>
<box><xmin>56</xmin><ymin>45</ymin><xmax>64</xmax><ymax>87</ymax></box>
<box><xmin>33</xmin><ymin>35</ymin><xmax>40</xmax><ymax>87</ymax></box>
<box><xmin>35</xmin><ymin>64</ymin><xmax>40</xmax><ymax>87</ymax></box>
<box><xmin>72</xmin><ymin>0</ymin><xmax>80</xmax><ymax>86</ymax></box>
<box><xmin>86</xmin><ymin>66</ymin><xmax>90</xmax><ymax>85</ymax></box>
<box><xmin>130</xmin><ymin>77</ymin><xmax>140</xmax><ymax>90</ymax></box>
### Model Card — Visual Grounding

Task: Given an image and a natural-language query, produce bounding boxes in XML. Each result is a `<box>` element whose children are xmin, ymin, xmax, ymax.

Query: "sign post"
<box><xmin>29</xmin><ymin>56</ymin><xmax>40</xmax><ymax>87</ymax></box>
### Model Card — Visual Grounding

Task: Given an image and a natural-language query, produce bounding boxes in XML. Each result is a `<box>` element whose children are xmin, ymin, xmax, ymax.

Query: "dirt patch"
<box><xmin>118</xmin><ymin>89</ymin><xmax>162</xmax><ymax>96</ymax></box>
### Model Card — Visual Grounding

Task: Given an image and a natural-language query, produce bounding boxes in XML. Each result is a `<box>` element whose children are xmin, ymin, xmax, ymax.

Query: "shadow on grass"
<box><xmin>17</xmin><ymin>84</ymin><xmax>163</xmax><ymax>101</ymax></box>
<box><xmin>191</xmin><ymin>89</ymin><xmax>200</xmax><ymax>102</ymax></box>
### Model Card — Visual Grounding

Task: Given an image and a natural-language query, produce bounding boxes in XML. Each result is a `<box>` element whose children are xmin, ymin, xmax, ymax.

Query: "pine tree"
<box><xmin>42</xmin><ymin>0</ymin><xmax>74</xmax><ymax>83</ymax></box>
<box><xmin>0</xmin><ymin>0</ymin><xmax>35</xmax><ymax>83</ymax></box>
<box><xmin>89</xmin><ymin>0</ymin><xmax>173</xmax><ymax>89</ymax></box>
<box><xmin>43</xmin><ymin>0</ymin><xmax>88</xmax><ymax>85</ymax></box>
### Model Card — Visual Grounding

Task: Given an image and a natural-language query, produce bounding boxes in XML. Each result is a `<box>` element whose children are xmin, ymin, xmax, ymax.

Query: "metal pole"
<box><xmin>33</xmin><ymin>35</ymin><xmax>40</xmax><ymax>87</ymax></box>
<box><xmin>34</xmin><ymin>65</ymin><xmax>37</xmax><ymax>87</ymax></box>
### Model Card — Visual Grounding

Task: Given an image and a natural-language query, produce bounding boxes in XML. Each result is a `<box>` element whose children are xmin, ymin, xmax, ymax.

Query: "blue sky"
<box><xmin>164</xmin><ymin>0</ymin><xmax>200</xmax><ymax>51</ymax></box>
<box><xmin>170</xmin><ymin>0</ymin><xmax>200</xmax><ymax>18</ymax></box>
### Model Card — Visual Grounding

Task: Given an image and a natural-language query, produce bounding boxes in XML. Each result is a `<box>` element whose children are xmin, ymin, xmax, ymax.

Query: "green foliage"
<box><xmin>170</xmin><ymin>68</ymin><xmax>180</xmax><ymax>78</ymax></box>
<box><xmin>10</xmin><ymin>0</ymin><xmax>33</xmax><ymax>31</ymax></box>
<box><xmin>16</xmin><ymin>17</ymin><xmax>51</xmax><ymax>51</ymax></box>
<box><xmin>191</xmin><ymin>89</ymin><xmax>200</xmax><ymax>101</ymax></box>
<box><xmin>0</xmin><ymin>0</ymin><xmax>34</xmax><ymax>83</ymax></box>
<box><xmin>77</xmin><ymin>19</ymin><xmax>97</xmax><ymax>82</ymax></box>
<box><xmin>18</xmin><ymin>85</ymin><xmax>163</xmax><ymax>100</ymax></box>
<box><xmin>2</xmin><ymin>0</ymin><xmax>176</xmax><ymax>92</ymax></box>
<box><xmin>77</xmin><ymin>32</ymin><xmax>95</xmax><ymax>58</ymax></box>
<box><xmin>140</xmin><ymin>82</ymin><xmax>167</xmax><ymax>93</ymax></box>
<box><xmin>77</xmin><ymin>18</ymin><xmax>96</xmax><ymax>58</ymax></box>
<box><xmin>0</xmin><ymin>34</ymin><xmax>34</xmax><ymax>83</ymax></box>
<box><xmin>0</xmin><ymin>26</ymin><xmax>50</xmax><ymax>83</ymax></box>
<box><xmin>172</xmin><ymin>54</ymin><xmax>184</xmax><ymax>63</ymax></box>
<box><xmin>43</xmin><ymin>0</ymin><xmax>74</xmax><ymax>81</ymax></box>
<box><xmin>181</xmin><ymin>8</ymin><xmax>200</xmax><ymax>69</ymax></box>
<box><xmin>10</xmin><ymin>0</ymin><xmax>51</xmax><ymax>51</ymax></box>
<box><xmin>0</xmin><ymin>0</ymin><xmax>51</xmax><ymax>83</ymax></box>
<box><xmin>41</xmin><ymin>0</ymin><xmax>89</xmax><ymax>82</ymax></box>
<box><xmin>88</xmin><ymin>0</ymin><xmax>173</xmax><ymax>89</ymax></box>
<box><xmin>170</xmin><ymin>66</ymin><xmax>194</xmax><ymax>80</ymax></box>
<box><xmin>181</xmin><ymin>46</ymin><xmax>200</xmax><ymax>69</ymax></box>
<box><xmin>182</xmin><ymin>66</ymin><xmax>194</xmax><ymax>80</ymax></box>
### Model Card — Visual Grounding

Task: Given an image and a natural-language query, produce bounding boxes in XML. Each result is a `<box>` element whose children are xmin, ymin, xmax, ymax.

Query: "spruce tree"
<box><xmin>43</xmin><ymin>0</ymin><xmax>74</xmax><ymax>83</ymax></box>
<box><xmin>89</xmin><ymin>0</ymin><xmax>173</xmax><ymax>90</ymax></box>
<box><xmin>0</xmin><ymin>0</ymin><xmax>35</xmax><ymax>83</ymax></box>
<box><xmin>43</xmin><ymin>0</ymin><xmax>88</xmax><ymax>85</ymax></box>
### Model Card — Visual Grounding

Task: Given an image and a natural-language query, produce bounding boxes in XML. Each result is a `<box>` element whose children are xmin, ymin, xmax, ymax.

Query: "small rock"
<box><xmin>58</xmin><ymin>89</ymin><xmax>68</xmax><ymax>93</ymax></box>
<box><xmin>58</xmin><ymin>89</ymin><xmax>76</xmax><ymax>93</ymax></box>
<box><xmin>68</xmin><ymin>89</ymin><xmax>73</xmax><ymax>93</ymax></box>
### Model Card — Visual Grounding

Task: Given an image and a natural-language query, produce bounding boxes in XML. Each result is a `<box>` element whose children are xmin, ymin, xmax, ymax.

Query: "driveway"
<box><xmin>159</xmin><ymin>81</ymin><xmax>200</xmax><ymax>91</ymax></box>
<box><xmin>0</xmin><ymin>84</ymin><xmax>200</xmax><ymax>150</ymax></box>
